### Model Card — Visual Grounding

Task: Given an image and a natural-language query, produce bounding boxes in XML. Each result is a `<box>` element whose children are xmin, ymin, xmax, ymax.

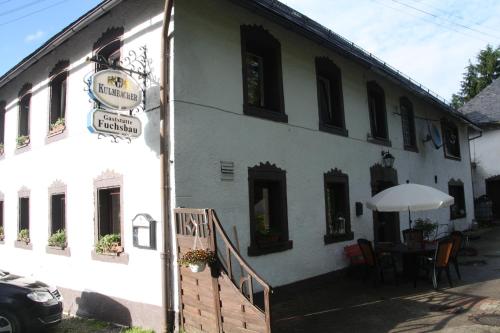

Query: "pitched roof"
<box><xmin>460</xmin><ymin>78</ymin><xmax>500</xmax><ymax>126</ymax></box>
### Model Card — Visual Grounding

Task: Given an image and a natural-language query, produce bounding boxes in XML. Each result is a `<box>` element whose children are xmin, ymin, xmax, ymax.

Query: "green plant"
<box><xmin>178</xmin><ymin>249</ymin><xmax>216</xmax><ymax>267</ymax></box>
<box><xmin>16</xmin><ymin>135</ymin><xmax>29</xmax><ymax>147</ymax></box>
<box><xmin>48</xmin><ymin>229</ymin><xmax>67</xmax><ymax>248</ymax></box>
<box><xmin>18</xmin><ymin>228</ymin><xmax>29</xmax><ymax>243</ymax></box>
<box><xmin>413</xmin><ymin>218</ymin><xmax>438</xmax><ymax>240</ymax></box>
<box><xmin>0</xmin><ymin>143</ymin><xmax>4</xmax><ymax>152</ymax></box>
<box><xmin>123</xmin><ymin>327</ymin><xmax>155</xmax><ymax>333</ymax></box>
<box><xmin>95</xmin><ymin>233</ymin><xmax>121</xmax><ymax>254</ymax></box>
<box><xmin>50</xmin><ymin>117</ymin><xmax>65</xmax><ymax>131</ymax></box>
<box><xmin>0</xmin><ymin>226</ymin><xmax>4</xmax><ymax>239</ymax></box>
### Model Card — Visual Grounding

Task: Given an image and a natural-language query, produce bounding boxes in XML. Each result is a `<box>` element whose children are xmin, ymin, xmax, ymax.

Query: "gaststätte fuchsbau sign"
<box><xmin>87</xmin><ymin>109</ymin><xmax>142</xmax><ymax>138</ymax></box>
<box><xmin>88</xmin><ymin>69</ymin><xmax>142</xmax><ymax>111</ymax></box>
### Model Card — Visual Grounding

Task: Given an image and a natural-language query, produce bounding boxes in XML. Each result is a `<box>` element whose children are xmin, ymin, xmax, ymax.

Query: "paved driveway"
<box><xmin>272</xmin><ymin>226</ymin><xmax>500</xmax><ymax>332</ymax></box>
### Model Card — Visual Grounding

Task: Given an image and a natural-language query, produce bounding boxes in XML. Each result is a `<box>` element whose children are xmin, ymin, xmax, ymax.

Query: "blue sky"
<box><xmin>1</xmin><ymin>0</ymin><xmax>500</xmax><ymax>100</ymax></box>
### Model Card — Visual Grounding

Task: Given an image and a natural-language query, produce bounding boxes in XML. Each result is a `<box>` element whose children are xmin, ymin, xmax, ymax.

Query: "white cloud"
<box><xmin>282</xmin><ymin>0</ymin><xmax>500</xmax><ymax>100</ymax></box>
<box><xmin>24</xmin><ymin>30</ymin><xmax>45</xmax><ymax>43</ymax></box>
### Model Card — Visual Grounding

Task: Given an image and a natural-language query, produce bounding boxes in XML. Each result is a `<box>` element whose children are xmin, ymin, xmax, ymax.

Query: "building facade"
<box><xmin>0</xmin><ymin>0</ymin><xmax>477</xmax><ymax>331</ymax></box>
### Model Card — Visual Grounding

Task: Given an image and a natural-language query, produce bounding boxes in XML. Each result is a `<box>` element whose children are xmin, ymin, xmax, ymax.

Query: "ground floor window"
<box><xmin>449</xmin><ymin>179</ymin><xmax>466</xmax><ymax>220</ymax></box>
<box><xmin>98</xmin><ymin>187</ymin><xmax>121</xmax><ymax>237</ymax></box>
<box><xmin>0</xmin><ymin>200</ymin><xmax>4</xmax><ymax>241</ymax></box>
<box><xmin>248</xmin><ymin>162</ymin><xmax>292</xmax><ymax>256</ymax></box>
<box><xmin>324</xmin><ymin>169</ymin><xmax>353</xmax><ymax>244</ymax></box>
<box><xmin>18</xmin><ymin>197</ymin><xmax>29</xmax><ymax>241</ymax></box>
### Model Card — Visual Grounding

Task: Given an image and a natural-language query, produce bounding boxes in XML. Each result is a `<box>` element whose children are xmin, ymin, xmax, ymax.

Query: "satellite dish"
<box><xmin>423</xmin><ymin>122</ymin><xmax>442</xmax><ymax>149</ymax></box>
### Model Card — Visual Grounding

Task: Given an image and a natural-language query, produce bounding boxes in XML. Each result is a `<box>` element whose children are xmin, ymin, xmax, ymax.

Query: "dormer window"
<box><xmin>441</xmin><ymin>119</ymin><xmax>461</xmax><ymax>160</ymax></box>
<box><xmin>17</xmin><ymin>83</ymin><xmax>32</xmax><ymax>148</ymax></box>
<box><xmin>241</xmin><ymin>25</ymin><xmax>286</xmax><ymax>123</ymax></box>
<box><xmin>49</xmin><ymin>60</ymin><xmax>69</xmax><ymax>136</ymax></box>
<box><xmin>367</xmin><ymin>81</ymin><xmax>389</xmax><ymax>144</ymax></box>
<box><xmin>93</xmin><ymin>27</ymin><xmax>124</xmax><ymax>71</ymax></box>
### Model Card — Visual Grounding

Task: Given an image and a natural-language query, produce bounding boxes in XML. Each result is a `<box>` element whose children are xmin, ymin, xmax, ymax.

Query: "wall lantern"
<box><xmin>132</xmin><ymin>213</ymin><xmax>157</xmax><ymax>250</ymax></box>
<box><xmin>381</xmin><ymin>150</ymin><xmax>395</xmax><ymax>168</ymax></box>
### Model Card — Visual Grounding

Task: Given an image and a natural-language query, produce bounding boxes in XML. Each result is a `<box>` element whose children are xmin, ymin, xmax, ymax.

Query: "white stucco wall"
<box><xmin>172</xmin><ymin>0</ymin><xmax>474</xmax><ymax>287</ymax></box>
<box><xmin>0</xmin><ymin>0</ymin><xmax>165</xmax><ymax>324</ymax></box>
<box><xmin>470</xmin><ymin>129</ymin><xmax>500</xmax><ymax>197</ymax></box>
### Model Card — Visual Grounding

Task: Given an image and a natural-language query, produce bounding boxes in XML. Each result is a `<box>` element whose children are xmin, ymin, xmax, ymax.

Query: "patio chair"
<box><xmin>357</xmin><ymin>238</ymin><xmax>397</xmax><ymax>286</ymax></box>
<box><xmin>402</xmin><ymin>228</ymin><xmax>424</xmax><ymax>246</ymax></box>
<box><xmin>450</xmin><ymin>231</ymin><xmax>463</xmax><ymax>280</ymax></box>
<box><xmin>426</xmin><ymin>238</ymin><xmax>454</xmax><ymax>289</ymax></box>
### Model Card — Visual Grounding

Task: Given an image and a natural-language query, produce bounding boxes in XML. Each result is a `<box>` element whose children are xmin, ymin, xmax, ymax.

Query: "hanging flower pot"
<box><xmin>178</xmin><ymin>249</ymin><xmax>215</xmax><ymax>273</ymax></box>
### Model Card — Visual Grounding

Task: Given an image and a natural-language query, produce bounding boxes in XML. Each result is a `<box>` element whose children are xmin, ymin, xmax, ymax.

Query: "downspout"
<box><xmin>160</xmin><ymin>0</ymin><xmax>174</xmax><ymax>332</ymax></box>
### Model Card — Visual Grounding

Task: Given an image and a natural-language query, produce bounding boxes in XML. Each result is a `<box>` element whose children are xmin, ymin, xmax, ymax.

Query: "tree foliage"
<box><xmin>452</xmin><ymin>44</ymin><xmax>500</xmax><ymax>109</ymax></box>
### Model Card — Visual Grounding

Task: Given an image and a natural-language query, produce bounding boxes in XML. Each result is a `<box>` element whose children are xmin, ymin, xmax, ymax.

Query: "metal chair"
<box><xmin>427</xmin><ymin>238</ymin><xmax>454</xmax><ymax>289</ymax></box>
<box><xmin>450</xmin><ymin>231</ymin><xmax>463</xmax><ymax>280</ymax></box>
<box><xmin>357</xmin><ymin>238</ymin><xmax>397</xmax><ymax>286</ymax></box>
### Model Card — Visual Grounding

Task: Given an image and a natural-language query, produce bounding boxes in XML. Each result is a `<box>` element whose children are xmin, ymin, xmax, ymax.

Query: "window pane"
<box><xmin>444</xmin><ymin>124</ymin><xmax>460</xmax><ymax>158</ymax></box>
<box><xmin>19</xmin><ymin>197</ymin><xmax>29</xmax><ymax>231</ymax></box>
<box><xmin>0</xmin><ymin>201</ymin><xmax>3</xmax><ymax>228</ymax></box>
<box><xmin>246</xmin><ymin>53</ymin><xmax>264</xmax><ymax>107</ymax></box>
<box><xmin>318</xmin><ymin>76</ymin><xmax>333</xmax><ymax>123</ymax></box>
<box><xmin>19</xmin><ymin>96</ymin><xmax>30</xmax><ymax>136</ymax></box>
<box><xmin>51</xmin><ymin>194</ymin><xmax>65</xmax><ymax>232</ymax></box>
<box><xmin>326</xmin><ymin>182</ymin><xmax>348</xmax><ymax>235</ymax></box>
<box><xmin>98</xmin><ymin>187</ymin><xmax>121</xmax><ymax>237</ymax></box>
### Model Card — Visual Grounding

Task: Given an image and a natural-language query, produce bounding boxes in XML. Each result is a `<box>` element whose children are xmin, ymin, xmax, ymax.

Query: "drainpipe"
<box><xmin>160</xmin><ymin>0</ymin><xmax>174</xmax><ymax>332</ymax></box>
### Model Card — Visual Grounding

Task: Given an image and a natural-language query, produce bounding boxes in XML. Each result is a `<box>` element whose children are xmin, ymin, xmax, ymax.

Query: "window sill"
<box><xmin>444</xmin><ymin>154</ymin><xmax>461</xmax><ymax>161</ymax></box>
<box><xmin>247</xmin><ymin>240</ymin><xmax>293</xmax><ymax>256</ymax></box>
<box><xmin>46</xmin><ymin>127</ymin><xmax>68</xmax><ymax>144</ymax></box>
<box><xmin>324</xmin><ymin>232</ymin><xmax>354</xmax><ymax>244</ymax></box>
<box><xmin>319</xmin><ymin>123</ymin><xmax>349</xmax><ymax>137</ymax></box>
<box><xmin>14</xmin><ymin>241</ymin><xmax>32</xmax><ymax>250</ymax></box>
<box><xmin>91</xmin><ymin>250</ymin><xmax>129</xmax><ymax>264</ymax></box>
<box><xmin>404</xmin><ymin>145</ymin><xmax>419</xmax><ymax>153</ymax></box>
<box><xmin>367</xmin><ymin>137</ymin><xmax>392</xmax><ymax>147</ymax></box>
<box><xmin>15</xmin><ymin>144</ymin><xmax>31</xmax><ymax>154</ymax></box>
<box><xmin>244</xmin><ymin>105</ymin><xmax>288</xmax><ymax>123</ymax></box>
<box><xmin>46</xmin><ymin>246</ymin><xmax>71</xmax><ymax>256</ymax></box>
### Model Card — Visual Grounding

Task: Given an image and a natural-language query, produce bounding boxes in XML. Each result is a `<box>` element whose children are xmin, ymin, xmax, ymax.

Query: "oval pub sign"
<box><xmin>89</xmin><ymin>69</ymin><xmax>142</xmax><ymax>111</ymax></box>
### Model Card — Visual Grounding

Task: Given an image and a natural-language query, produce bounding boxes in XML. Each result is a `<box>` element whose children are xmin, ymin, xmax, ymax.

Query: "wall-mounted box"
<box><xmin>132</xmin><ymin>213</ymin><xmax>157</xmax><ymax>250</ymax></box>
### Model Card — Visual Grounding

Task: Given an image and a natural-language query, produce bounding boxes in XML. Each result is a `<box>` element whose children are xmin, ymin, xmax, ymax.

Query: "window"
<box><xmin>400</xmin><ymin>97</ymin><xmax>417</xmax><ymax>151</ymax></box>
<box><xmin>315</xmin><ymin>57</ymin><xmax>346</xmax><ymax>136</ymax></box>
<box><xmin>98</xmin><ymin>187</ymin><xmax>121</xmax><ymax>237</ymax></box>
<box><xmin>324</xmin><ymin>169</ymin><xmax>353</xmax><ymax>244</ymax></box>
<box><xmin>50</xmin><ymin>194</ymin><xmax>65</xmax><ymax>234</ymax></box>
<box><xmin>0</xmin><ymin>101</ymin><xmax>5</xmax><ymax>152</ymax></box>
<box><xmin>19</xmin><ymin>197</ymin><xmax>29</xmax><ymax>235</ymax></box>
<box><xmin>449</xmin><ymin>179</ymin><xmax>466</xmax><ymax>220</ymax></box>
<box><xmin>18</xmin><ymin>83</ymin><xmax>32</xmax><ymax>147</ymax></box>
<box><xmin>0</xmin><ymin>195</ymin><xmax>4</xmax><ymax>242</ymax></box>
<box><xmin>367</xmin><ymin>81</ymin><xmax>389</xmax><ymax>144</ymax></box>
<box><xmin>248</xmin><ymin>162</ymin><xmax>292</xmax><ymax>256</ymax></box>
<box><xmin>241</xmin><ymin>25</ymin><xmax>286</xmax><ymax>122</ymax></box>
<box><xmin>49</xmin><ymin>61</ymin><xmax>69</xmax><ymax>135</ymax></box>
<box><xmin>441</xmin><ymin>119</ymin><xmax>461</xmax><ymax>160</ymax></box>
<box><xmin>93</xmin><ymin>27</ymin><xmax>123</xmax><ymax>72</ymax></box>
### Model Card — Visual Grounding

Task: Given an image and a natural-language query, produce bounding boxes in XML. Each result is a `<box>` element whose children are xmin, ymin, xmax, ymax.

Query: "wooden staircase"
<box><xmin>175</xmin><ymin>208</ymin><xmax>272</xmax><ymax>333</ymax></box>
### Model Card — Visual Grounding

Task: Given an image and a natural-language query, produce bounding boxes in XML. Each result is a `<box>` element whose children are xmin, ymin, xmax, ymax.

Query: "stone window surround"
<box><xmin>92</xmin><ymin>170</ymin><xmax>128</xmax><ymax>264</ymax></box>
<box><xmin>15</xmin><ymin>187</ymin><xmax>32</xmax><ymax>250</ymax></box>
<box><xmin>46</xmin><ymin>180</ymin><xmax>70</xmax><ymax>256</ymax></box>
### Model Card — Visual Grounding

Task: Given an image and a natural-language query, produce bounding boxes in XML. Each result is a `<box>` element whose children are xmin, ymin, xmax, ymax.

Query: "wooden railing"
<box><xmin>174</xmin><ymin>208</ymin><xmax>272</xmax><ymax>333</ymax></box>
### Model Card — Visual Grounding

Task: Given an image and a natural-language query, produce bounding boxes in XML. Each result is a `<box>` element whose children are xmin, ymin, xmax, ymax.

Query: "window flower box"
<box><xmin>95</xmin><ymin>234</ymin><xmax>124</xmax><ymax>256</ymax></box>
<box><xmin>16</xmin><ymin>135</ymin><xmax>30</xmax><ymax>148</ymax></box>
<box><xmin>48</xmin><ymin>118</ymin><xmax>65</xmax><ymax>136</ymax></box>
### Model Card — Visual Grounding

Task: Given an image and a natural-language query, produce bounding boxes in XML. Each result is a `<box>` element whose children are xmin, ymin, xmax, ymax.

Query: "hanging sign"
<box><xmin>88</xmin><ymin>69</ymin><xmax>142</xmax><ymax>111</ymax></box>
<box><xmin>87</xmin><ymin>109</ymin><xmax>142</xmax><ymax>138</ymax></box>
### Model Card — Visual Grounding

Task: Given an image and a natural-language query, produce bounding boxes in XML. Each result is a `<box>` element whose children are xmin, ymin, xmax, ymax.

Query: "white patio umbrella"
<box><xmin>366</xmin><ymin>183</ymin><xmax>454</xmax><ymax>229</ymax></box>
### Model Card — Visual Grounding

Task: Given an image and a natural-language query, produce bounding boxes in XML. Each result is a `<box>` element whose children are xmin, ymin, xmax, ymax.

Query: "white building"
<box><xmin>0</xmin><ymin>0</ymin><xmax>477</xmax><ymax>331</ymax></box>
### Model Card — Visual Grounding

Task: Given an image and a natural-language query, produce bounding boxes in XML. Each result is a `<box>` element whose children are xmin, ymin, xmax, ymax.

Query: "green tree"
<box><xmin>452</xmin><ymin>44</ymin><xmax>500</xmax><ymax>109</ymax></box>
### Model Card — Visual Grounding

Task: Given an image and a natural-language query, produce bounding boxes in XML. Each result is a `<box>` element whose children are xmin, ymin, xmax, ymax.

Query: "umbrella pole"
<box><xmin>408</xmin><ymin>208</ymin><xmax>412</xmax><ymax>229</ymax></box>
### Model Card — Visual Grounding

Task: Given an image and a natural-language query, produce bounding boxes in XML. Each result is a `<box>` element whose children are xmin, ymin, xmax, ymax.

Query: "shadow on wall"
<box><xmin>75</xmin><ymin>291</ymin><xmax>132</xmax><ymax>327</ymax></box>
<box><xmin>143</xmin><ymin>84</ymin><xmax>161</xmax><ymax>157</ymax></box>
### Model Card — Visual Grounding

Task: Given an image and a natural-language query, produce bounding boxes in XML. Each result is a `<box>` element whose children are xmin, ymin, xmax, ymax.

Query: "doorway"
<box><xmin>370</xmin><ymin>164</ymin><xmax>400</xmax><ymax>243</ymax></box>
<box><xmin>486</xmin><ymin>176</ymin><xmax>500</xmax><ymax>219</ymax></box>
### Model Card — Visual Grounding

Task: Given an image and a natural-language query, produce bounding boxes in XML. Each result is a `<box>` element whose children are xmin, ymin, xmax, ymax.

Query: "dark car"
<box><xmin>0</xmin><ymin>269</ymin><xmax>63</xmax><ymax>332</ymax></box>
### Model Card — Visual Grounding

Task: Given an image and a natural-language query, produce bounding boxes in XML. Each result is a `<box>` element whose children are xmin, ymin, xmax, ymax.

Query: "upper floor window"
<box><xmin>449</xmin><ymin>179</ymin><xmax>466</xmax><ymax>219</ymax></box>
<box><xmin>93</xmin><ymin>27</ymin><xmax>124</xmax><ymax>71</ymax></box>
<box><xmin>315</xmin><ymin>57</ymin><xmax>347</xmax><ymax>136</ymax></box>
<box><xmin>400</xmin><ymin>97</ymin><xmax>417</xmax><ymax>151</ymax></box>
<box><xmin>441</xmin><ymin>119</ymin><xmax>461</xmax><ymax>160</ymax></box>
<box><xmin>0</xmin><ymin>101</ymin><xmax>5</xmax><ymax>153</ymax></box>
<box><xmin>48</xmin><ymin>60</ymin><xmax>69</xmax><ymax>135</ymax></box>
<box><xmin>323</xmin><ymin>169</ymin><xmax>353</xmax><ymax>244</ymax></box>
<box><xmin>248</xmin><ymin>162</ymin><xmax>292</xmax><ymax>256</ymax></box>
<box><xmin>17</xmin><ymin>83</ymin><xmax>32</xmax><ymax>147</ymax></box>
<box><xmin>367</xmin><ymin>81</ymin><xmax>389</xmax><ymax>143</ymax></box>
<box><xmin>241</xmin><ymin>25</ymin><xmax>286</xmax><ymax>122</ymax></box>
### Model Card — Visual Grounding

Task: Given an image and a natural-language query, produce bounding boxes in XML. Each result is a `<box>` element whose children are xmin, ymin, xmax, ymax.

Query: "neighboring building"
<box><xmin>461</xmin><ymin>78</ymin><xmax>500</xmax><ymax>220</ymax></box>
<box><xmin>0</xmin><ymin>0</ymin><xmax>477</xmax><ymax>331</ymax></box>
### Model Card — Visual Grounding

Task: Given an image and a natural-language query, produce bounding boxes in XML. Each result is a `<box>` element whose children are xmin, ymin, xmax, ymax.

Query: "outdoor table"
<box><xmin>376</xmin><ymin>242</ymin><xmax>436</xmax><ymax>287</ymax></box>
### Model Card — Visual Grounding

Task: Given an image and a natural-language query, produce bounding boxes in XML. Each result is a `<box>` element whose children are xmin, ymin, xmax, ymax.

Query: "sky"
<box><xmin>1</xmin><ymin>0</ymin><xmax>500</xmax><ymax>101</ymax></box>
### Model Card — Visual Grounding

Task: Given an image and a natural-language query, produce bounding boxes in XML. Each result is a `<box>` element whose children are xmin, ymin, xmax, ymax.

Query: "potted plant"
<box><xmin>413</xmin><ymin>218</ymin><xmax>438</xmax><ymax>240</ymax></box>
<box><xmin>49</xmin><ymin>117</ymin><xmax>65</xmax><ymax>135</ymax></box>
<box><xmin>48</xmin><ymin>229</ymin><xmax>67</xmax><ymax>249</ymax></box>
<box><xmin>17</xmin><ymin>228</ymin><xmax>30</xmax><ymax>244</ymax></box>
<box><xmin>0</xmin><ymin>143</ymin><xmax>4</xmax><ymax>155</ymax></box>
<box><xmin>0</xmin><ymin>226</ymin><xmax>4</xmax><ymax>241</ymax></box>
<box><xmin>178</xmin><ymin>248</ymin><xmax>216</xmax><ymax>273</ymax></box>
<box><xmin>16</xmin><ymin>135</ymin><xmax>29</xmax><ymax>147</ymax></box>
<box><xmin>95</xmin><ymin>234</ymin><xmax>123</xmax><ymax>255</ymax></box>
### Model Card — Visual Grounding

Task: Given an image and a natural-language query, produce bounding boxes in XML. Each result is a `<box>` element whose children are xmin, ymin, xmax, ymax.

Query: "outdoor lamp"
<box><xmin>381</xmin><ymin>150</ymin><xmax>395</xmax><ymax>168</ymax></box>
